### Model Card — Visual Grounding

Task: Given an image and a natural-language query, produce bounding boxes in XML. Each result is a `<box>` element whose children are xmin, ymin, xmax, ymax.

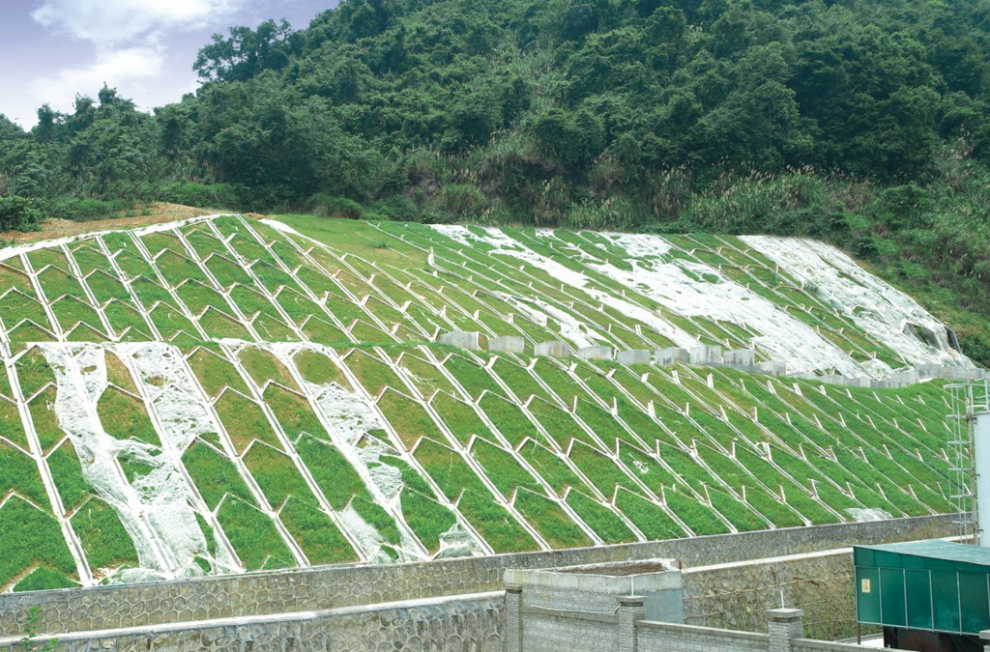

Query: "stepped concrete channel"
<box><xmin>0</xmin><ymin>515</ymin><xmax>954</xmax><ymax>651</ymax></box>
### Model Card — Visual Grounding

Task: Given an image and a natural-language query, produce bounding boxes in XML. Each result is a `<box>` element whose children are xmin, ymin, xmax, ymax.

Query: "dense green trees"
<box><xmin>194</xmin><ymin>19</ymin><xmax>304</xmax><ymax>83</ymax></box>
<box><xmin>4</xmin><ymin>0</ymin><xmax>990</xmax><ymax>358</ymax></box>
<box><xmin>9</xmin><ymin>0</ymin><xmax>990</xmax><ymax>217</ymax></box>
<box><xmin>0</xmin><ymin>0</ymin><xmax>990</xmax><ymax>215</ymax></box>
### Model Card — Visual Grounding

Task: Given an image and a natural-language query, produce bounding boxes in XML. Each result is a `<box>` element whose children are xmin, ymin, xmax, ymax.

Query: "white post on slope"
<box><xmin>975</xmin><ymin>410</ymin><xmax>990</xmax><ymax>547</ymax></box>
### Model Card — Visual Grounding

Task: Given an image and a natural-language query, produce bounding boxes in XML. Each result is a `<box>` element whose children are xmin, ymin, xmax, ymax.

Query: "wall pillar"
<box><xmin>618</xmin><ymin>595</ymin><xmax>645</xmax><ymax>652</ymax></box>
<box><xmin>505</xmin><ymin>584</ymin><xmax>523</xmax><ymax>652</ymax></box>
<box><xmin>767</xmin><ymin>608</ymin><xmax>804</xmax><ymax>652</ymax></box>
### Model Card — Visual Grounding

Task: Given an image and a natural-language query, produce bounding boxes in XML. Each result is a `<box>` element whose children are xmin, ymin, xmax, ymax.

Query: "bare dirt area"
<box><xmin>0</xmin><ymin>203</ymin><xmax>258</xmax><ymax>246</ymax></box>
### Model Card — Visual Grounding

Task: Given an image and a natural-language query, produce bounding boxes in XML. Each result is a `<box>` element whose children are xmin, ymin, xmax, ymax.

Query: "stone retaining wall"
<box><xmin>0</xmin><ymin>515</ymin><xmax>955</xmax><ymax>649</ymax></box>
<box><xmin>683</xmin><ymin>549</ymin><xmax>856</xmax><ymax>640</ymax></box>
<box><xmin>3</xmin><ymin>593</ymin><xmax>504</xmax><ymax>652</ymax></box>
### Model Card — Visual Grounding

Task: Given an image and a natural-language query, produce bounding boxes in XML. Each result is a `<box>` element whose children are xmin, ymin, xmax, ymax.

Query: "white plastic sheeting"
<box><xmin>268</xmin><ymin>343</ymin><xmax>429</xmax><ymax>562</ymax></box>
<box><xmin>40</xmin><ymin>344</ymin><xmax>211</xmax><ymax>584</ymax></box>
<box><xmin>433</xmin><ymin>225</ymin><xmax>698</xmax><ymax>348</ymax></box>
<box><xmin>845</xmin><ymin>508</ymin><xmax>894</xmax><ymax>522</ymax></box>
<box><xmin>118</xmin><ymin>343</ymin><xmax>218</xmax><ymax>451</ymax></box>
<box><xmin>589</xmin><ymin>233</ymin><xmax>865</xmax><ymax>377</ymax></box>
<box><xmin>429</xmin><ymin>225</ymin><xmax>973</xmax><ymax>378</ymax></box>
<box><xmin>741</xmin><ymin>236</ymin><xmax>971</xmax><ymax>369</ymax></box>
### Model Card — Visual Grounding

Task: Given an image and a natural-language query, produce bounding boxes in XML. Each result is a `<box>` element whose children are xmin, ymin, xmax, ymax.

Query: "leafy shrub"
<box><xmin>369</xmin><ymin>195</ymin><xmax>419</xmax><ymax>222</ymax></box>
<box><xmin>159</xmin><ymin>182</ymin><xmax>244</xmax><ymax>210</ymax></box>
<box><xmin>439</xmin><ymin>184</ymin><xmax>489</xmax><ymax>219</ymax></box>
<box><xmin>48</xmin><ymin>198</ymin><xmax>130</xmax><ymax>222</ymax></box>
<box><xmin>0</xmin><ymin>196</ymin><xmax>40</xmax><ymax>231</ymax></box>
<box><xmin>305</xmin><ymin>193</ymin><xmax>365</xmax><ymax>219</ymax></box>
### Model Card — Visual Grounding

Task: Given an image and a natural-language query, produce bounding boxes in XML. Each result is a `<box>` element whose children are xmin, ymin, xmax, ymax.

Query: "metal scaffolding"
<box><xmin>946</xmin><ymin>380</ymin><xmax>990</xmax><ymax>541</ymax></box>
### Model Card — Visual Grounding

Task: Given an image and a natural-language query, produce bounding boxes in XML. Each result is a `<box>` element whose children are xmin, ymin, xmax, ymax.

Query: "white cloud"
<box><xmin>31</xmin><ymin>0</ymin><xmax>241</xmax><ymax>44</ymax></box>
<box><xmin>22</xmin><ymin>0</ymin><xmax>245</xmax><ymax>121</ymax></box>
<box><xmin>29</xmin><ymin>45</ymin><xmax>166</xmax><ymax>107</ymax></box>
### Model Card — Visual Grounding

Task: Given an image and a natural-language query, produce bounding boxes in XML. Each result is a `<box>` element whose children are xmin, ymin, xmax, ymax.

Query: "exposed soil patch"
<box><xmin>0</xmin><ymin>204</ymin><xmax>262</xmax><ymax>246</ymax></box>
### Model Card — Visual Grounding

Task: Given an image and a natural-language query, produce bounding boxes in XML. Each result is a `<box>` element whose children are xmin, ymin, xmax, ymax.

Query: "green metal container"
<box><xmin>854</xmin><ymin>540</ymin><xmax>990</xmax><ymax>636</ymax></box>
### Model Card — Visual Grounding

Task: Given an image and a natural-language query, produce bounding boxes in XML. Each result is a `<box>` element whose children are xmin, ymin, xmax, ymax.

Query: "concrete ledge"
<box><xmin>523</xmin><ymin>606</ymin><xmax>618</xmax><ymax>625</ymax></box>
<box><xmin>505</xmin><ymin>563</ymin><xmax>680</xmax><ymax>595</ymax></box>
<box><xmin>792</xmin><ymin>639</ymin><xmax>871</xmax><ymax>652</ymax></box>
<box><xmin>636</xmin><ymin>619</ymin><xmax>768</xmax><ymax>643</ymax></box>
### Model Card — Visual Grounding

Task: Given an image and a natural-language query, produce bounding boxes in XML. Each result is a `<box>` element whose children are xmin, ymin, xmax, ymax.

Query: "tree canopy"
<box><xmin>4</xmin><ymin>0</ymin><xmax>990</xmax><ymax>215</ymax></box>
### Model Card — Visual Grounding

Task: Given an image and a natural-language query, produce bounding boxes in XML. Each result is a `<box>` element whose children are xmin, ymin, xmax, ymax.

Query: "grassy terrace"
<box><xmin>0</xmin><ymin>212</ymin><xmax>971</xmax><ymax>592</ymax></box>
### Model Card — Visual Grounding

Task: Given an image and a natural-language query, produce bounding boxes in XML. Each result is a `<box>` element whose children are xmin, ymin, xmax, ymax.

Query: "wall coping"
<box><xmin>792</xmin><ymin>639</ymin><xmax>871</xmax><ymax>651</ymax></box>
<box><xmin>504</xmin><ymin>561</ymin><xmax>680</xmax><ymax>595</ymax></box>
<box><xmin>636</xmin><ymin>618</ymin><xmax>769</xmax><ymax>642</ymax></box>
<box><xmin>524</xmin><ymin>605</ymin><xmax>618</xmax><ymax>625</ymax></box>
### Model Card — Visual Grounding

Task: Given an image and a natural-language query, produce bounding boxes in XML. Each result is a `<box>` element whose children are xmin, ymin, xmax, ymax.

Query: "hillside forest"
<box><xmin>2</xmin><ymin>0</ymin><xmax>990</xmax><ymax>363</ymax></box>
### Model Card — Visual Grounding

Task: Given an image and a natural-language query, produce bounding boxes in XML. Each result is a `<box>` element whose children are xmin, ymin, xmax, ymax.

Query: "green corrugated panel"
<box><xmin>854</xmin><ymin>540</ymin><xmax>990</xmax><ymax>635</ymax></box>
<box><xmin>905</xmin><ymin>570</ymin><xmax>933</xmax><ymax>629</ymax></box>
<box><xmin>854</xmin><ymin>547</ymin><xmax>875</xmax><ymax>567</ymax></box>
<box><xmin>959</xmin><ymin>572</ymin><xmax>990</xmax><ymax>634</ymax></box>
<box><xmin>857</xmin><ymin>567</ymin><xmax>881</xmax><ymax>624</ymax></box>
<box><xmin>881</xmin><ymin>568</ymin><xmax>907</xmax><ymax>627</ymax></box>
<box><xmin>932</xmin><ymin>570</ymin><xmax>959</xmax><ymax>632</ymax></box>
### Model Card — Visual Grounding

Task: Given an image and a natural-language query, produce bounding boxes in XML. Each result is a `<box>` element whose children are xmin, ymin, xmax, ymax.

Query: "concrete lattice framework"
<box><xmin>0</xmin><ymin>215</ymin><xmax>970</xmax><ymax>594</ymax></box>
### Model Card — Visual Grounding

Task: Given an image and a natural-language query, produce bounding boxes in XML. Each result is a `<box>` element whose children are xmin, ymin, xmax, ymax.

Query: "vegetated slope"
<box><xmin>0</xmin><ymin>214</ymin><xmax>967</xmax><ymax>593</ymax></box>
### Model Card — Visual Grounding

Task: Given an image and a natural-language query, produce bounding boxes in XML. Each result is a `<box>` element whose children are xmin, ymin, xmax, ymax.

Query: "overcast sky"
<box><xmin>0</xmin><ymin>0</ymin><xmax>338</xmax><ymax>130</ymax></box>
